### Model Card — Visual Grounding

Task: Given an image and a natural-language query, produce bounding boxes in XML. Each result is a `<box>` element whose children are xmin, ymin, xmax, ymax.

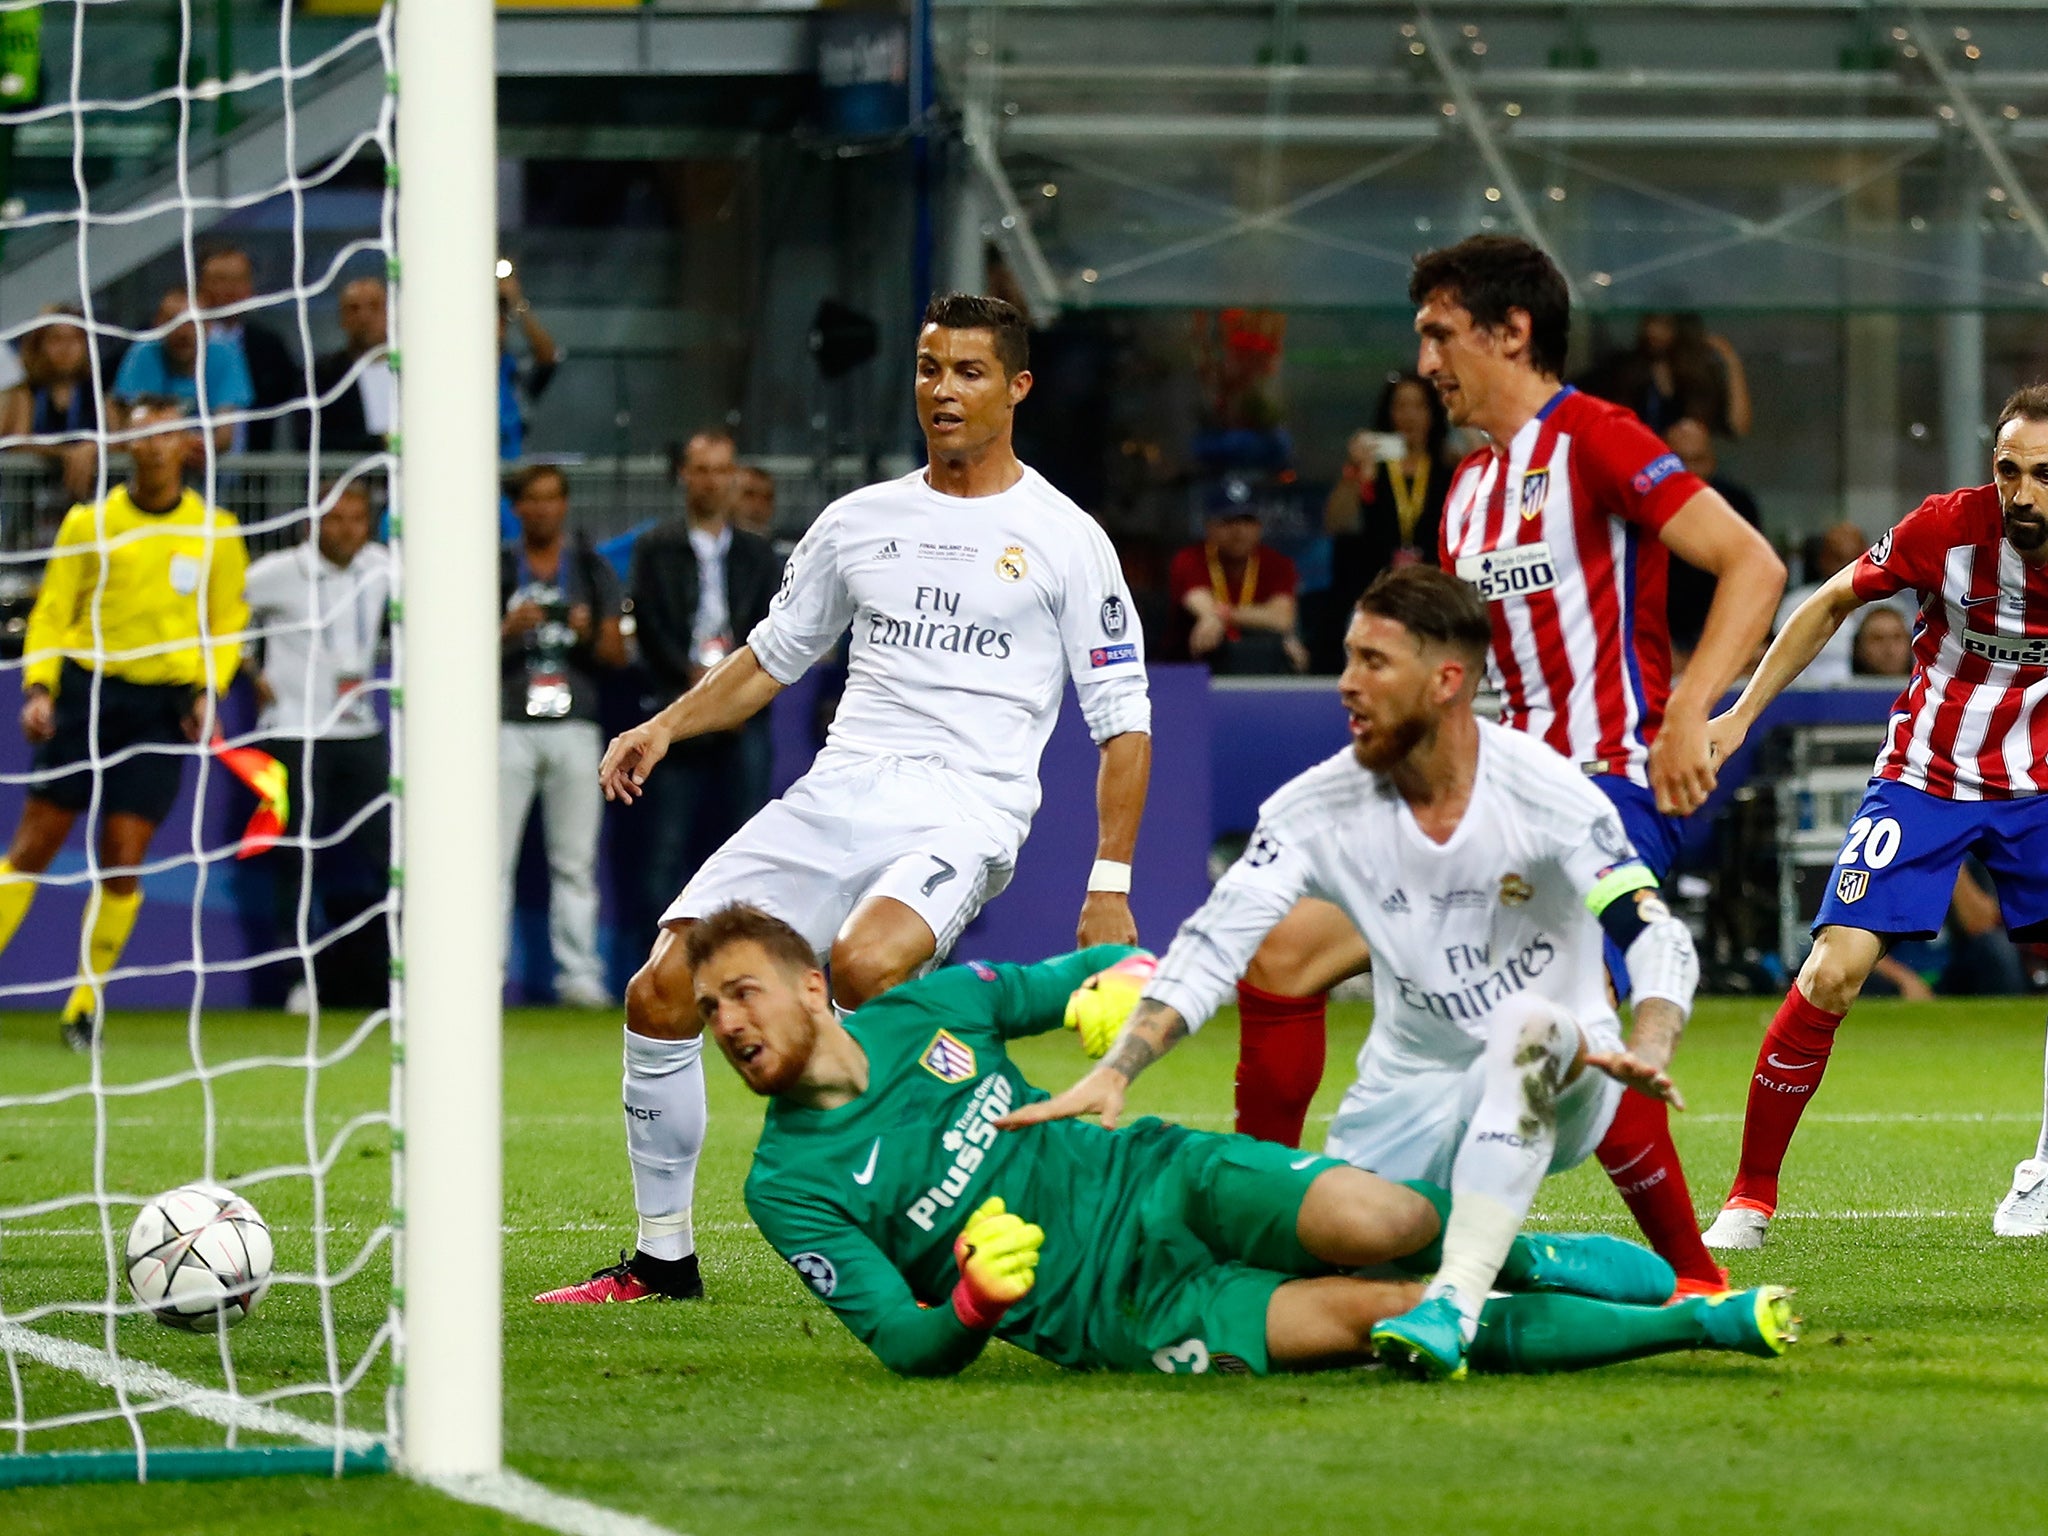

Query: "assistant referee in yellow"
<box><xmin>0</xmin><ymin>395</ymin><xmax>249</xmax><ymax>1050</ymax></box>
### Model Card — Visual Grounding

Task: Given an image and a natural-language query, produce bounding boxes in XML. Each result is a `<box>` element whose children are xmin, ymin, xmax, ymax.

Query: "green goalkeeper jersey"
<box><xmin>745</xmin><ymin>944</ymin><xmax>1196</xmax><ymax>1376</ymax></box>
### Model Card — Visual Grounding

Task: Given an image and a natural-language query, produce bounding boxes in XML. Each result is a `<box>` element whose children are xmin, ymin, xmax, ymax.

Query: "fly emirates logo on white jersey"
<box><xmin>865</xmin><ymin>582</ymin><xmax>1017</xmax><ymax>660</ymax></box>
<box><xmin>1386</xmin><ymin>932</ymin><xmax>1559</xmax><ymax>1025</ymax></box>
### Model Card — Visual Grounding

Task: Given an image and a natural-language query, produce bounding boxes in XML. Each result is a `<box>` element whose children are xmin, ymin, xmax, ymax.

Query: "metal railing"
<box><xmin>0</xmin><ymin>448</ymin><xmax>914</xmax><ymax>565</ymax></box>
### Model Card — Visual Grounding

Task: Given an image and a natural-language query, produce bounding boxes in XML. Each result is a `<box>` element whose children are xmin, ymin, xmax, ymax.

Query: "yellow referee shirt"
<box><xmin>24</xmin><ymin>486</ymin><xmax>250</xmax><ymax>694</ymax></box>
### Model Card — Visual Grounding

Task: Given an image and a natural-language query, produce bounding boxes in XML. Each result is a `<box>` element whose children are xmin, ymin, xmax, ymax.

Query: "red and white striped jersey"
<box><xmin>1440</xmin><ymin>387</ymin><xmax>1705</xmax><ymax>785</ymax></box>
<box><xmin>1851</xmin><ymin>484</ymin><xmax>2048</xmax><ymax>800</ymax></box>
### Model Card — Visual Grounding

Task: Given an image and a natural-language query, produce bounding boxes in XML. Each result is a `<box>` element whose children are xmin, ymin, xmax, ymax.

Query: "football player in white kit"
<box><xmin>537</xmin><ymin>295</ymin><xmax>1152</xmax><ymax>1304</ymax></box>
<box><xmin>1005</xmin><ymin>566</ymin><xmax>1701</xmax><ymax>1379</ymax></box>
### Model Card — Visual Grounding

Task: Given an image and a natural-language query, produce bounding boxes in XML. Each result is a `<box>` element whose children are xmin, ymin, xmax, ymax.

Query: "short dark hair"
<box><xmin>1996</xmin><ymin>384</ymin><xmax>2048</xmax><ymax>435</ymax></box>
<box><xmin>921</xmin><ymin>293</ymin><xmax>1029</xmax><ymax>378</ymax></box>
<box><xmin>197</xmin><ymin>242</ymin><xmax>249</xmax><ymax>273</ymax></box>
<box><xmin>1355</xmin><ymin>566</ymin><xmax>1491</xmax><ymax>668</ymax></box>
<box><xmin>506</xmin><ymin>463</ymin><xmax>568</xmax><ymax>502</ymax></box>
<box><xmin>1408</xmin><ymin>235</ymin><xmax>1571</xmax><ymax>380</ymax></box>
<box><xmin>670</xmin><ymin>428</ymin><xmax>735</xmax><ymax>476</ymax></box>
<box><xmin>683</xmin><ymin>903</ymin><xmax>818</xmax><ymax>977</ymax></box>
<box><xmin>321</xmin><ymin>475</ymin><xmax>374</xmax><ymax>509</ymax></box>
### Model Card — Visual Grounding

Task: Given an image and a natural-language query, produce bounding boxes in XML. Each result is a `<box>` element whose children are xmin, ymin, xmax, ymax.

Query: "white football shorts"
<box><xmin>662</xmin><ymin>751</ymin><xmax>1017</xmax><ymax>962</ymax></box>
<box><xmin>1321</xmin><ymin>1033</ymin><xmax>1623</xmax><ymax>1186</ymax></box>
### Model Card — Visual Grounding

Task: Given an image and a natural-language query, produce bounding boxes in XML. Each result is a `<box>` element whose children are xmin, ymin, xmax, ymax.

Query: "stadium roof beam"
<box><xmin>963</xmin><ymin>100</ymin><xmax>1066</xmax><ymax>322</ymax></box>
<box><xmin>998</xmin><ymin>115</ymin><xmax>2000</xmax><ymax>147</ymax></box>
<box><xmin>931</xmin><ymin>0</ymin><xmax>2043</xmax><ymax>10</ymax></box>
<box><xmin>1416</xmin><ymin>7</ymin><xmax>1557</xmax><ymax>263</ymax></box>
<box><xmin>979</xmin><ymin>64</ymin><xmax>2048</xmax><ymax>97</ymax></box>
<box><xmin>1903</xmin><ymin>7</ymin><xmax>2048</xmax><ymax>265</ymax></box>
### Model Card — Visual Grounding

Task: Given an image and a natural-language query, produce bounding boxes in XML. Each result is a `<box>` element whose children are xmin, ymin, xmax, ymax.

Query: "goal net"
<box><xmin>0</xmin><ymin>0</ymin><xmax>496</xmax><ymax>1488</ymax></box>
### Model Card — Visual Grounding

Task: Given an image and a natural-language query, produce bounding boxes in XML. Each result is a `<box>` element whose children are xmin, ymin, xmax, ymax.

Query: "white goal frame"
<box><xmin>393</xmin><ymin>0</ymin><xmax>502</xmax><ymax>1482</ymax></box>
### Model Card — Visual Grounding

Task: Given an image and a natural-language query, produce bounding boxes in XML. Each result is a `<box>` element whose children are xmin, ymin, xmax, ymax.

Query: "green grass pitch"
<box><xmin>5</xmin><ymin>995</ymin><xmax>2048</xmax><ymax>1535</ymax></box>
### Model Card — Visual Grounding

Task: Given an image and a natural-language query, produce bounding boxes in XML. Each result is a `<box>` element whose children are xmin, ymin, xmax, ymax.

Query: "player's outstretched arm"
<box><xmin>1652</xmin><ymin>488</ymin><xmax>1786</xmax><ymax>815</ymax></box>
<box><xmin>986</xmin><ymin>945</ymin><xmax>1147</xmax><ymax>1041</ymax></box>
<box><xmin>1707</xmin><ymin>565</ymin><xmax>1867</xmax><ymax>767</ymax></box>
<box><xmin>1584</xmin><ymin>996</ymin><xmax>1687</xmax><ymax>1112</ymax></box>
<box><xmin>1584</xmin><ymin>884</ymin><xmax>1698</xmax><ymax>1110</ymax></box>
<box><xmin>997</xmin><ymin>997</ymin><xmax>1189</xmax><ymax>1131</ymax></box>
<box><xmin>598</xmin><ymin>644</ymin><xmax>783</xmax><ymax>803</ymax></box>
<box><xmin>1078</xmin><ymin>731</ymin><xmax>1150</xmax><ymax>947</ymax></box>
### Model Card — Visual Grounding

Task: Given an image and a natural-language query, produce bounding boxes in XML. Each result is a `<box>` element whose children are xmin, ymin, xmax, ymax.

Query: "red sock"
<box><xmin>1233</xmin><ymin>982</ymin><xmax>1328</xmax><ymax>1147</ymax></box>
<box><xmin>1725</xmin><ymin>983</ymin><xmax>1845</xmax><ymax>1215</ymax></box>
<box><xmin>1595</xmin><ymin>1089</ymin><xmax>1725</xmax><ymax>1288</ymax></box>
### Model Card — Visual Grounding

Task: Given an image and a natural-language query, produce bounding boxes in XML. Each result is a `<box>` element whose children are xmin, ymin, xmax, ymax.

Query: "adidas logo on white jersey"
<box><xmin>1382</xmin><ymin>889</ymin><xmax>1410</xmax><ymax>914</ymax></box>
<box><xmin>877</xmin><ymin>540</ymin><xmax>900</xmax><ymax>560</ymax></box>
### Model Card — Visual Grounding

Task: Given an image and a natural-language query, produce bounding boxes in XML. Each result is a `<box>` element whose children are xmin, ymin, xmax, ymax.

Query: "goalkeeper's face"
<box><xmin>697</xmin><ymin>940</ymin><xmax>829</xmax><ymax>1097</ymax></box>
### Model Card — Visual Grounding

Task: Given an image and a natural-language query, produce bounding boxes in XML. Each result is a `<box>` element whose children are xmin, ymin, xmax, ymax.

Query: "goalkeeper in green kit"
<box><xmin>697</xmin><ymin>904</ymin><xmax>1796</xmax><ymax>1378</ymax></box>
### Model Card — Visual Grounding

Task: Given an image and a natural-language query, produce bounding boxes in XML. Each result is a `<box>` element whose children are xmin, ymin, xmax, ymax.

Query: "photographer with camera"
<box><xmin>499</xmin><ymin>463</ymin><xmax>624</xmax><ymax>1007</ymax></box>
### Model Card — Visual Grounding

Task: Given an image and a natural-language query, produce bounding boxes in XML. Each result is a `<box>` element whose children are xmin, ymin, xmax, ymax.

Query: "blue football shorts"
<box><xmin>1812</xmin><ymin>777</ymin><xmax>2048</xmax><ymax>942</ymax></box>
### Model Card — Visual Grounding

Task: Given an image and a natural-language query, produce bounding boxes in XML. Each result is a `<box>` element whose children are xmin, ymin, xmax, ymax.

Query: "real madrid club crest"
<box><xmin>995</xmin><ymin>544</ymin><xmax>1028</xmax><ymax>583</ymax></box>
<box><xmin>1499</xmin><ymin>872</ymin><xmax>1533</xmax><ymax>907</ymax></box>
<box><xmin>1518</xmin><ymin>467</ymin><xmax>1551</xmax><ymax>522</ymax></box>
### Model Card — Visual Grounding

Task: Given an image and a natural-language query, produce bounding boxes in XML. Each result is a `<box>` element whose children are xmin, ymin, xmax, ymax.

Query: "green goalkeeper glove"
<box><xmin>1064</xmin><ymin>952</ymin><xmax>1157</xmax><ymax>1059</ymax></box>
<box><xmin>950</xmin><ymin>1197</ymin><xmax>1044</xmax><ymax>1330</ymax></box>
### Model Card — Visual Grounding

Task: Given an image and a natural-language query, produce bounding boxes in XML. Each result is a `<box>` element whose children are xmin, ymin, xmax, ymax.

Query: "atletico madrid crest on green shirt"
<box><xmin>919</xmin><ymin>1030</ymin><xmax>977</xmax><ymax>1083</ymax></box>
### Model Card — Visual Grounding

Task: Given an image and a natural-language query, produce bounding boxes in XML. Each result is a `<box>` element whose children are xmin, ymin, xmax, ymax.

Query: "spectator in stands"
<box><xmin>496</xmin><ymin>263</ymin><xmax>559</xmax><ymax>462</ymax></box>
<box><xmin>113</xmin><ymin>288</ymin><xmax>252</xmax><ymax>454</ymax></box>
<box><xmin>1580</xmin><ymin>311</ymin><xmax>1751</xmax><ymax>438</ymax></box>
<box><xmin>0</xmin><ymin>306</ymin><xmax>105</xmax><ymax>515</ymax></box>
<box><xmin>1850</xmin><ymin>605</ymin><xmax>1913</xmax><ymax>679</ymax></box>
<box><xmin>1663</xmin><ymin>417</ymin><xmax>1764</xmax><ymax>665</ymax></box>
<box><xmin>306</xmin><ymin>277</ymin><xmax>390</xmax><ymax>455</ymax></box>
<box><xmin>733</xmin><ymin>463</ymin><xmax>777</xmax><ymax>541</ymax></box>
<box><xmin>1774</xmin><ymin>520</ymin><xmax>1913</xmax><ymax>687</ymax></box>
<box><xmin>625</xmin><ymin>427</ymin><xmax>779</xmax><ymax>940</ymax></box>
<box><xmin>197</xmin><ymin>244</ymin><xmax>300</xmax><ymax>451</ymax></box>
<box><xmin>1326</xmin><ymin>372</ymin><xmax>1452</xmax><ymax>602</ymax></box>
<box><xmin>1170</xmin><ymin>489</ymin><xmax>1308</xmax><ymax>673</ymax></box>
<box><xmin>241</xmin><ymin>478</ymin><xmax>392</xmax><ymax>1009</ymax></box>
<box><xmin>499</xmin><ymin>464</ymin><xmax>625</xmax><ymax>1007</ymax></box>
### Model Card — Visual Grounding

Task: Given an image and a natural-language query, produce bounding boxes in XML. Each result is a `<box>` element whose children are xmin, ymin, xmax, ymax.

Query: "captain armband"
<box><xmin>1588</xmin><ymin>865</ymin><xmax>1700</xmax><ymax>1016</ymax></box>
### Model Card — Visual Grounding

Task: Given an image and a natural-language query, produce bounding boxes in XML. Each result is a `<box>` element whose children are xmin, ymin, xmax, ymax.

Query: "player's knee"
<box><xmin>1244</xmin><ymin>909</ymin><xmax>1359</xmax><ymax>996</ymax></box>
<box><xmin>625</xmin><ymin>954</ymin><xmax>697</xmax><ymax>1041</ymax></box>
<box><xmin>1798</xmin><ymin>932</ymin><xmax>1876</xmax><ymax>1012</ymax></box>
<box><xmin>1243</xmin><ymin>928</ymin><xmax>1316</xmax><ymax>995</ymax></box>
<box><xmin>829</xmin><ymin>940</ymin><xmax>910</xmax><ymax>1010</ymax></box>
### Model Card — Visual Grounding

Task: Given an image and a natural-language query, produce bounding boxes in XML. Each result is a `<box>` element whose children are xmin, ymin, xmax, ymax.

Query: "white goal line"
<box><xmin>0</xmin><ymin>1319</ymin><xmax>686</xmax><ymax>1536</ymax></box>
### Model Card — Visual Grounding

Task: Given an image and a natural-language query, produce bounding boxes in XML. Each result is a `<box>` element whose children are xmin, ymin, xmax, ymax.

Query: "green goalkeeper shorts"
<box><xmin>1099</xmin><ymin>1131</ymin><xmax>1348</xmax><ymax>1377</ymax></box>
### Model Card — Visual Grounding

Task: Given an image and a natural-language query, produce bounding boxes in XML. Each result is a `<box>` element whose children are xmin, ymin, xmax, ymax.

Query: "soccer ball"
<box><xmin>124</xmin><ymin>1183</ymin><xmax>274</xmax><ymax>1331</ymax></box>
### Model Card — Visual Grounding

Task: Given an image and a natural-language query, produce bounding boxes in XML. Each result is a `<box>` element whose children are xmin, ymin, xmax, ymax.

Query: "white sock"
<box><xmin>623</xmin><ymin>1029</ymin><xmax>706</xmax><ymax>1263</ymax></box>
<box><xmin>1428</xmin><ymin>1000</ymin><xmax>1579</xmax><ymax>1341</ymax></box>
<box><xmin>2034</xmin><ymin>1017</ymin><xmax>2048</xmax><ymax>1165</ymax></box>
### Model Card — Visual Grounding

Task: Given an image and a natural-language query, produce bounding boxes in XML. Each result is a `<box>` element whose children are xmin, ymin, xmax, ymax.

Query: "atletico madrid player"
<box><xmin>1229</xmin><ymin>236</ymin><xmax>1785</xmax><ymax>1294</ymax></box>
<box><xmin>694</xmin><ymin>903</ymin><xmax>1797</xmax><ymax>1380</ymax></box>
<box><xmin>1703</xmin><ymin>385</ymin><xmax>2048</xmax><ymax>1247</ymax></box>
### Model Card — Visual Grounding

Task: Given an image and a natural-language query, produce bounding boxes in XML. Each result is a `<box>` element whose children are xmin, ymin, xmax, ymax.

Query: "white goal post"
<box><xmin>394</xmin><ymin>0</ymin><xmax>503</xmax><ymax>1482</ymax></box>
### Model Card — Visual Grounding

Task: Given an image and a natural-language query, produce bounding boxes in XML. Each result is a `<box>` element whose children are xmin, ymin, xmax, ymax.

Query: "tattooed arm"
<box><xmin>995</xmin><ymin>999</ymin><xmax>1190</xmax><ymax>1131</ymax></box>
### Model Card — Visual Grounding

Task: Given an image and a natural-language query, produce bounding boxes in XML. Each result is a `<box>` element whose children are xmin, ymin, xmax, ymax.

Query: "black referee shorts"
<box><xmin>30</xmin><ymin>660</ymin><xmax>194</xmax><ymax>825</ymax></box>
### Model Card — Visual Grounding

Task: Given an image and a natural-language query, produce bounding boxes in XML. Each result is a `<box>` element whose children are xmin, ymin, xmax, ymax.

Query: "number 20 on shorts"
<box><xmin>1838</xmin><ymin>815</ymin><xmax>1902</xmax><ymax>869</ymax></box>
